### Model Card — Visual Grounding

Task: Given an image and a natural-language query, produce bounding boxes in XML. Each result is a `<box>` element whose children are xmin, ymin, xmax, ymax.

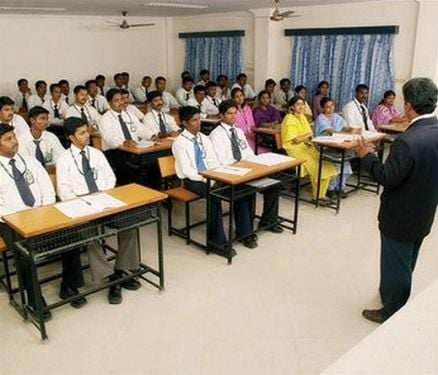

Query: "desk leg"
<box><xmin>255</xmin><ymin>133</ymin><xmax>259</xmax><ymax>155</ymax></box>
<box><xmin>316</xmin><ymin>145</ymin><xmax>324</xmax><ymax>207</ymax></box>
<box><xmin>336</xmin><ymin>151</ymin><xmax>346</xmax><ymax>214</ymax></box>
<box><xmin>293</xmin><ymin>165</ymin><xmax>301</xmax><ymax>234</ymax></box>
<box><xmin>227</xmin><ymin>185</ymin><xmax>235</xmax><ymax>265</ymax></box>
<box><xmin>206</xmin><ymin>178</ymin><xmax>211</xmax><ymax>255</ymax></box>
<box><xmin>156</xmin><ymin>207</ymin><xmax>165</xmax><ymax>291</ymax></box>
<box><xmin>12</xmin><ymin>248</ymin><xmax>28</xmax><ymax>318</ymax></box>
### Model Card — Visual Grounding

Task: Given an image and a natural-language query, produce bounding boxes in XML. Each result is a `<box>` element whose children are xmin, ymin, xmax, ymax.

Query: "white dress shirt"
<box><xmin>231</xmin><ymin>83</ymin><xmax>256</xmax><ymax>100</ymax></box>
<box><xmin>43</xmin><ymin>99</ymin><xmax>69</xmax><ymax>125</ymax></box>
<box><xmin>99</xmin><ymin>109</ymin><xmax>154</xmax><ymax>151</ymax></box>
<box><xmin>161</xmin><ymin>91</ymin><xmax>180</xmax><ymax>113</ymax></box>
<box><xmin>142</xmin><ymin>109</ymin><xmax>179</xmax><ymax>135</ymax></box>
<box><xmin>7</xmin><ymin>114</ymin><xmax>31</xmax><ymax>139</ymax></box>
<box><xmin>65</xmin><ymin>104</ymin><xmax>102</xmax><ymax>128</ymax></box>
<box><xmin>172</xmin><ymin>129</ymin><xmax>220</xmax><ymax>182</ymax></box>
<box><xmin>186</xmin><ymin>98</ymin><xmax>209</xmax><ymax>119</ymax></box>
<box><xmin>273</xmin><ymin>89</ymin><xmax>294</xmax><ymax>107</ymax></box>
<box><xmin>133</xmin><ymin>86</ymin><xmax>151</xmax><ymax>103</ymax></box>
<box><xmin>61</xmin><ymin>93</ymin><xmax>75</xmax><ymax>106</ymax></box>
<box><xmin>98</xmin><ymin>86</ymin><xmax>110</xmax><ymax>97</ymax></box>
<box><xmin>125</xmin><ymin>104</ymin><xmax>145</xmax><ymax>121</ymax></box>
<box><xmin>87</xmin><ymin>94</ymin><xmax>110</xmax><ymax>114</ymax></box>
<box><xmin>56</xmin><ymin>144</ymin><xmax>116</xmax><ymax>201</ymax></box>
<box><xmin>113</xmin><ymin>86</ymin><xmax>135</xmax><ymax>103</ymax></box>
<box><xmin>205</xmin><ymin>96</ymin><xmax>221</xmax><ymax>115</ymax></box>
<box><xmin>175</xmin><ymin>88</ymin><xmax>194</xmax><ymax>107</ymax></box>
<box><xmin>216</xmin><ymin>87</ymin><xmax>231</xmax><ymax>101</ymax></box>
<box><xmin>17</xmin><ymin>130</ymin><xmax>65</xmax><ymax>164</ymax></box>
<box><xmin>27</xmin><ymin>94</ymin><xmax>50</xmax><ymax>110</ymax></box>
<box><xmin>209</xmin><ymin>122</ymin><xmax>254</xmax><ymax>166</ymax></box>
<box><xmin>342</xmin><ymin>98</ymin><xmax>375</xmax><ymax>131</ymax></box>
<box><xmin>11</xmin><ymin>91</ymin><xmax>31</xmax><ymax>112</ymax></box>
<box><xmin>0</xmin><ymin>153</ymin><xmax>55</xmax><ymax>217</ymax></box>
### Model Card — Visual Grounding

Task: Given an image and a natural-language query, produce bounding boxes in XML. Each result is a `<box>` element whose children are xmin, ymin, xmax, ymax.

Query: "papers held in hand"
<box><xmin>55</xmin><ymin>193</ymin><xmax>126</xmax><ymax>218</ymax></box>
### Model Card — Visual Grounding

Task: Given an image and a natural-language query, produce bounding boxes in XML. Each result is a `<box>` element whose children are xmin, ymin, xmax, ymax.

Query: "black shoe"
<box><xmin>29</xmin><ymin>297</ymin><xmax>52</xmax><ymax>322</ymax></box>
<box><xmin>121</xmin><ymin>278</ymin><xmax>141</xmax><ymax>291</ymax></box>
<box><xmin>59</xmin><ymin>283</ymin><xmax>87</xmax><ymax>309</ymax></box>
<box><xmin>269</xmin><ymin>224</ymin><xmax>284</xmax><ymax>233</ymax></box>
<box><xmin>108</xmin><ymin>285</ymin><xmax>122</xmax><ymax>304</ymax></box>
<box><xmin>326</xmin><ymin>190</ymin><xmax>337</xmax><ymax>199</ymax></box>
<box><xmin>339</xmin><ymin>189</ymin><xmax>348</xmax><ymax>199</ymax></box>
<box><xmin>239</xmin><ymin>236</ymin><xmax>258</xmax><ymax>249</ymax></box>
<box><xmin>362</xmin><ymin>309</ymin><xmax>385</xmax><ymax>324</ymax></box>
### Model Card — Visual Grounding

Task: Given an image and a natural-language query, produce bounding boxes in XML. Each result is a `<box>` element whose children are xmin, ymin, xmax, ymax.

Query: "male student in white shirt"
<box><xmin>273</xmin><ymin>78</ymin><xmax>294</xmax><ymax>109</ymax></box>
<box><xmin>172</xmin><ymin>106</ymin><xmax>228</xmax><ymax>247</ymax></box>
<box><xmin>205</xmin><ymin>81</ymin><xmax>221</xmax><ymax>114</ymax></box>
<box><xmin>133</xmin><ymin>75</ymin><xmax>152</xmax><ymax>103</ymax></box>
<box><xmin>175</xmin><ymin>76</ymin><xmax>194</xmax><ymax>107</ymax></box>
<box><xmin>0</xmin><ymin>96</ymin><xmax>30</xmax><ymax>139</ymax></box>
<box><xmin>216</xmin><ymin>75</ymin><xmax>231</xmax><ymax>101</ymax></box>
<box><xmin>154</xmin><ymin>76</ymin><xmax>180</xmax><ymax>113</ymax></box>
<box><xmin>210</xmin><ymin>100</ymin><xmax>284</xmax><ymax>243</ymax></box>
<box><xmin>232</xmin><ymin>73</ymin><xmax>256</xmax><ymax>100</ymax></box>
<box><xmin>95</xmin><ymin>74</ymin><xmax>110</xmax><ymax>97</ymax></box>
<box><xmin>113</xmin><ymin>73</ymin><xmax>135</xmax><ymax>103</ymax></box>
<box><xmin>85</xmin><ymin>79</ymin><xmax>110</xmax><ymax>114</ymax></box>
<box><xmin>59</xmin><ymin>79</ymin><xmax>74</xmax><ymax>106</ymax></box>
<box><xmin>197</xmin><ymin>69</ymin><xmax>210</xmax><ymax>87</ymax></box>
<box><xmin>11</xmin><ymin>78</ymin><xmax>31</xmax><ymax>113</ymax></box>
<box><xmin>187</xmin><ymin>86</ymin><xmax>220</xmax><ymax>120</ymax></box>
<box><xmin>342</xmin><ymin>84</ymin><xmax>376</xmax><ymax>131</ymax></box>
<box><xmin>121</xmin><ymin>89</ymin><xmax>145</xmax><ymax>121</ymax></box>
<box><xmin>18</xmin><ymin>106</ymin><xmax>65</xmax><ymax>166</ymax></box>
<box><xmin>143</xmin><ymin>91</ymin><xmax>180</xmax><ymax>138</ymax></box>
<box><xmin>65</xmin><ymin>85</ymin><xmax>101</xmax><ymax>129</ymax></box>
<box><xmin>0</xmin><ymin>123</ymin><xmax>85</xmax><ymax>319</ymax></box>
<box><xmin>27</xmin><ymin>80</ymin><xmax>50</xmax><ymax>110</ymax></box>
<box><xmin>43</xmin><ymin>83</ymin><xmax>69</xmax><ymax>125</ymax></box>
<box><xmin>56</xmin><ymin>117</ymin><xmax>142</xmax><ymax>304</ymax></box>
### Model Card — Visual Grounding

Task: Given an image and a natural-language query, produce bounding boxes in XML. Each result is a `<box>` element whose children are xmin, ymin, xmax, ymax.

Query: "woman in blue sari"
<box><xmin>314</xmin><ymin>97</ymin><xmax>352</xmax><ymax>198</ymax></box>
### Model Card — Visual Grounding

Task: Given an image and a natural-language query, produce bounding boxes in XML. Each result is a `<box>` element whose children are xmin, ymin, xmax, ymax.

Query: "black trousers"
<box><xmin>258</xmin><ymin>187</ymin><xmax>280</xmax><ymax>225</ymax></box>
<box><xmin>379</xmin><ymin>233</ymin><xmax>423</xmax><ymax>320</ymax></box>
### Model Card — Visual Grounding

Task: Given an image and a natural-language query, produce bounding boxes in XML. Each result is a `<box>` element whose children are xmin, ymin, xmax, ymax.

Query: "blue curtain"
<box><xmin>290</xmin><ymin>34</ymin><xmax>394</xmax><ymax>111</ymax></box>
<box><xmin>184</xmin><ymin>36</ymin><xmax>242</xmax><ymax>82</ymax></box>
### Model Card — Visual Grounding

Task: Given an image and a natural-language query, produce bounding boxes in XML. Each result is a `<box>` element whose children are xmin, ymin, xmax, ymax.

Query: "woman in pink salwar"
<box><xmin>231</xmin><ymin>87</ymin><xmax>258</xmax><ymax>151</ymax></box>
<box><xmin>372</xmin><ymin>90</ymin><xmax>408</xmax><ymax>129</ymax></box>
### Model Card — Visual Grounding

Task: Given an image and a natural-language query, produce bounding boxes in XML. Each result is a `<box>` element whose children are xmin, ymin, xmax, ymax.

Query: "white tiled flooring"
<box><xmin>1</xmin><ymin>190</ymin><xmax>437</xmax><ymax>375</ymax></box>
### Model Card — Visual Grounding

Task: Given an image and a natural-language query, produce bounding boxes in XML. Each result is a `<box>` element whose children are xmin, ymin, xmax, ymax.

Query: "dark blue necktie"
<box><xmin>80</xmin><ymin>108</ymin><xmax>88</xmax><ymax>124</ymax></box>
<box><xmin>118</xmin><ymin>114</ymin><xmax>133</xmax><ymax>141</ymax></box>
<box><xmin>230</xmin><ymin>128</ymin><xmax>242</xmax><ymax>162</ymax></box>
<box><xmin>9</xmin><ymin>159</ymin><xmax>36</xmax><ymax>207</ymax></box>
<box><xmin>193</xmin><ymin>137</ymin><xmax>206</xmax><ymax>172</ymax></box>
<box><xmin>185</xmin><ymin>93</ymin><xmax>190</xmax><ymax>101</ymax></box>
<box><xmin>91</xmin><ymin>99</ymin><xmax>96</xmax><ymax>109</ymax></box>
<box><xmin>80</xmin><ymin>150</ymin><xmax>98</xmax><ymax>193</ymax></box>
<box><xmin>22</xmin><ymin>94</ymin><xmax>28</xmax><ymax>111</ymax></box>
<box><xmin>33</xmin><ymin>140</ymin><xmax>45</xmax><ymax>167</ymax></box>
<box><xmin>158</xmin><ymin>113</ymin><xmax>167</xmax><ymax>133</ymax></box>
<box><xmin>53</xmin><ymin>104</ymin><xmax>60</xmax><ymax>119</ymax></box>
<box><xmin>360</xmin><ymin>104</ymin><xmax>369</xmax><ymax>131</ymax></box>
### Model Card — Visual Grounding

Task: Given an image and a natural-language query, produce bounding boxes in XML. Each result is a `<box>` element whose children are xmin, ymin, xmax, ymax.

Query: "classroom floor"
<box><xmin>1</xmin><ymin>188</ymin><xmax>437</xmax><ymax>375</ymax></box>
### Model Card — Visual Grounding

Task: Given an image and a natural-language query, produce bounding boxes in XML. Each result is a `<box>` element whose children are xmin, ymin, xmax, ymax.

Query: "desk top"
<box><xmin>200</xmin><ymin>159</ymin><xmax>302</xmax><ymax>185</ymax></box>
<box><xmin>2</xmin><ymin>184</ymin><xmax>168</xmax><ymax>238</ymax></box>
<box><xmin>379</xmin><ymin>123</ymin><xmax>409</xmax><ymax>133</ymax></box>
<box><xmin>252</xmin><ymin>125</ymin><xmax>281</xmax><ymax>136</ymax></box>
<box><xmin>119</xmin><ymin>138</ymin><xmax>174</xmax><ymax>155</ymax></box>
<box><xmin>313</xmin><ymin>132</ymin><xmax>387</xmax><ymax>150</ymax></box>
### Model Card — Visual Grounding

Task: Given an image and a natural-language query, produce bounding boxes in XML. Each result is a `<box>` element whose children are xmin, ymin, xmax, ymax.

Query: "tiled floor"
<box><xmin>1</xmin><ymin>189</ymin><xmax>437</xmax><ymax>375</ymax></box>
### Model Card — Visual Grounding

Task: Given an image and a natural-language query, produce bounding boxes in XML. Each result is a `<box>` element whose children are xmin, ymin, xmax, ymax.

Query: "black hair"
<box><xmin>0</xmin><ymin>96</ymin><xmax>15</xmax><ymax>109</ymax></box>
<box><xmin>320</xmin><ymin>97</ymin><xmax>334</xmax><ymax>108</ymax></box>
<box><xmin>217</xmin><ymin>74</ymin><xmax>228</xmax><ymax>81</ymax></box>
<box><xmin>35</xmin><ymin>80</ymin><xmax>47</xmax><ymax>89</ymax></box>
<box><xmin>181</xmin><ymin>71</ymin><xmax>191</xmax><ymax>78</ymax></box>
<box><xmin>58</xmin><ymin>79</ymin><xmax>69</xmax><ymax>86</ymax></box>
<box><xmin>49</xmin><ymin>83</ymin><xmax>61</xmax><ymax>93</ymax></box>
<box><xmin>95</xmin><ymin>74</ymin><xmax>105</xmax><ymax>81</ymax></box>
<box><xmin>355</xmin><ymin>84</ymin><xmax>369</xmax><ymax>93</ymax></box>
<box><xmin>258</xmin><ymin>90</ymin><xmax>271</xmax><ymax>100</ymax></box>
<box><xmin>113</xmin><ymin>73</ymin><xmax>123</xmax><ymax>80</ymax></box>
<box><xmin>218</xmin><ymin>100</ymin><xmax>237</xmax><ymax>114</ymax></box>
<box><xmin>288</xmin><ymin>96</ymin><xmax>305</xmax><ymax>107</ymax></box>
<box><xmin>155</xmin><ymin>76</ymin><xmax>166</xmax><ymax>85</ymax></box>
<box><xmin>0</xmin><ymin>123</ymin><xmax>15</xmax><ymax>137</ymax></box>
<box><xmin>121</xmin><ymin>72</ymin><xmax>129</xmax><ymax>77</ymax></box>
<box><xmin>73</xmin><ymin>85</ymin><xmax>87</xmax><ymax>95</ymax></box>
<box><xmin>200</xmin><ymin>69</ymin><xmax>210</xmax><ymax>76</ymax></box>
<box><xmin>106</xmin><ymin>88</ymin><xmax>122</xmax><ymax>102</ymax></box>
<box><xmin>64</xmin><ymin>117</ymin><xmax>88</xmax><ymax>138</ymax></box>
<box><xmin>280</xmin><ymin>78</ymin><xmax>291</xmax><ymax>86</ymax></box>
<box><xmin>179</xmin><ymin>106</ymin><xmax>201</xmax><ymax>123</ymax></box>
<box><xmin>403</xmin><ymin>77</ymin><xmax>438</xmax><ymax>115</ymax></box>
<box><xmin>29</xmin><ymin>106</ymin><xmax>49</xmax><ymax>119</ymax></box>
<box><xmin>294</xmin><ymin>85</ymin><xmax>306</xmax><ymax>93</ymax></box>
<box><xmin>17</xmin><ymin>78</ymin><xmax>28</xmax><ymax>86</ymax></box>
<box><xmin>142</xmin><ymin>75</ymin><xmax>152</xmax><ymax>81</ymax></box>
<box><xmin>205</xmin><ymin>81</ymin><xmax>218</xmax><ymax>91</ymax></box>
<box><xmin>193</xmin><ymin>85</ymin><xmax>206</xmax><ymax>94</ymax></box>
<box><xmin>85</xmin><ymin>80</ymin><xmax>97</xmax><ymax>89</ymax></box>
<box><xmin>265</xmin><ymin>79</ymin><xmax>276</xmax><ymax>87</ymax></box>
<box><xmin>237</xmin><ymin>73</ymin><xmax>247</xmax><ymax>80</ymax></box>
<box><xmin>147</xmin><ymin>90</ymin><xmax>162</xmax><ymax>102</ymax></box>
<box><xmin>120</xmin><ymin>89</ymin><xmax>130</xmax><ymax>96</ymax></box>
<box><xmin>182</xmin><ymin>76</ymin><xmax>194</xmax><ymax>85</ymax></box>
<box><xmin>384</xmin><ymin>90</ymin><xmax>396</xmax><ymax>98</ymax></box>
<box><xmin>231</xmin><ymin>87</ymin><xmax>244</xmax><ymax>98</ymax></box>
<box><xmin>316</xmin><ymin>81</ymin><xmax>329</xmax><ymax>94</ymax></box>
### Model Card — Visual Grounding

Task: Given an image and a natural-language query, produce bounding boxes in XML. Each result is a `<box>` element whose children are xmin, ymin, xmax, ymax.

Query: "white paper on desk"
<box><xmin>362</xmin><ymin>130</ymin><xmax>378</xmax><ymax>139</ymax></box>
<box><xmin>247</xmin><ymin>153</ymin><xmax>294</xmax><ymax>166</ymax></box>
<box><xmin>313</xmin><ymin>135</ymin><xmax>354</xmax><ymax>144</ymax></box>
<box><xmin>136</xmin><ymin>140</ymin><xmax>154</xmax><ymax>148</ymax></box>
<box><xmin>213</xmin><ymin>166</ymin><xmax>252</xmax><ymax>176</ymax></box>
<box><xmin>82</xmin><ymin>193</ymin><xmax>126</xmax><ymax>211</ymax></box>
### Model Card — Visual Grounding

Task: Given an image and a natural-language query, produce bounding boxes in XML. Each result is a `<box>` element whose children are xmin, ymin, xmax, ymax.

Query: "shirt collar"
<box><xmin>70</xmin><ymin>143</ymin><xmax>88</xmax><ymax>156</ymax></box>
<box><xmin>110</xmin><ymin>109</ymin><xmax>121</xmax><ymax>116</ymax></box>
<box><xmin>181</xmin><ymin>129</ymin><xmax>198</xmax><ymax>141</ymax></box>
<box><xmin>354</xmin><ymin>98</ymin><xmax>366</xmax><ymax>107</ymax></box>
<box><xmin>410</xmin><ymin>113</ymin><xmax>437</xmax><ymax>125</ymax></box>
<box><xmin>152</xmin><ymin>109</ymin><xmax>163</xmax><ymax>116</ymax></box>
<box><xmin>220</xmin><ymin>122</ymin><xmax>234</xmax><ymax>130</ymax></box>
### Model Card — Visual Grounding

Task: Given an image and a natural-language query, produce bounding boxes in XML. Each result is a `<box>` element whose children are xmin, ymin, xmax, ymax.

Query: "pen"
<box><xmin>81</xmin><ymin>198</ymin><xmax>92</xmax><ymax>206</ymax></box>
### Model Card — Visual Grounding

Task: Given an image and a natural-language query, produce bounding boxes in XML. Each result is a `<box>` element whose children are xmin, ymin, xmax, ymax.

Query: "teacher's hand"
<box><xmin>357</xmin><ymin>137</ymin><xmax>375</xmax><ymax>158</ymax></box>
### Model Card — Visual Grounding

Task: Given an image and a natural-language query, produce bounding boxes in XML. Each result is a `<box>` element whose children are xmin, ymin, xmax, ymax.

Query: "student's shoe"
<box><xmin>258</xmin><ymin>221</ymin><xmax>284</xmax><ymax>234</ymax></box>
<box><xmin>121</xmin><ymin>278</ymin><xmax>141</xmax><ymax>291</ymax></box>
<box><xmin>59</xmin><ymin>283</ymin><xmax>87</xmax><ymax>309</ymax></box>
<box><xmin>339</xmin><ymin>189</ymin><xmax>348</xmax><ymax>199</ymax></box>
<box><xmin>239</xmin><ymin>236</ymin><xmax>258</xmax><ymax>249</ymax></box>
<box><xmin>362</xmin><ymin>309</ymin><xmax>385</xmax><ymax>324</ymax></box>
<box><xmin>326</xmin><ymin>190</ymin><xmax>337</xmax><ymax>199</ymax></box>
<box><xmin>108</xmin><ymin>285</ymin><xmax>122</xmax><ymax>304</ymax></box>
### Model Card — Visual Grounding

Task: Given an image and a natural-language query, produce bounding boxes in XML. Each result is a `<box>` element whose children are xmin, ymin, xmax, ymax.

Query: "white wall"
<box><xmin>0</xmin><ymin>14</ymin><xmax>167</xmax><ymax>96</ymax></box>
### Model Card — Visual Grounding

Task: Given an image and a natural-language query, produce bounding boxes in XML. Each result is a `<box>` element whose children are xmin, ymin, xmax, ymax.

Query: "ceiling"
<box><xmin>0</xmin><ymin>0</ymin><xmax>386</xmax><ymax>17</ymax></box>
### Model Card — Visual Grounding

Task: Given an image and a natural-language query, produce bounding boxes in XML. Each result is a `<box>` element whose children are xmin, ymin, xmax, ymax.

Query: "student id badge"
<box><xmin>24</xmin><ymin>170</ymin><xmax>35</xmax><ymax>185</ymax></box>
<box><xmin>45</xmin><ymin>149</ymin><xmax>53</xmax><ymax>163</ymax></box>
<box><xmin>91</xmin><ymin>168</ymin><xmax>98</xmax><ymax>180</ymax></box>
<box><xmin>129</xmin><ymin>123</ymin><xmax>137</xmax><ymax>132</ymax></box>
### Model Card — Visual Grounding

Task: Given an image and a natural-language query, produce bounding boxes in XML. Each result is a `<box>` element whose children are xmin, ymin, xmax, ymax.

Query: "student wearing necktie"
<box><xmin>342</xmin><ymin>84</ymin><xmax>376</xmax><ymax>131</ymax></box>
<box><xmin>186</xmin><ymin>86</ymin><xmax>220</xmax><ymax>120</ymax></box>
<box><xmin>133</xmin><ymin>76</ymin><xmax>153</xmax><ymax>104</ymax></box>
<box><xmin>43</xmin><ymin>84</ymin><xmax>69</xmax><ymax>126</ymax></box>
<box><xmin>85</xmin><ymin>80</ymin><xmax>110</xmax><ymax>115</ymax></box>
<box><xmin>120</xmin><ymin>89</ymin><xmax>145</xmax><ymax>121</ymax></box>
<box><xmin>56</xmin><ymin>118</ymin><xmax>142</xmax><ymax>304</ymax></box>
<box><xmin>59</xmin><ymin>79</ymin><xmax>74</xmax><ymax>106</ymax></box>
<box><xmin>0</xmin><ymin>96</ymin><xmax>31</xmax><ymax>139</ymax></box>
<box><xmin>11</xmin><ymin>78</ymin><xmax>31</xmax><ymax>113</ymax></box>
<box><xmin>176</xmin><ymin>77</ymin><xmax>195</xmax><ymax>107</ymax></box>
<box><xmin>273</xmin><ymin>78</ymin><xmax>294</xmax><ymax>109</ymax></box>
<box><xmin>65</xmin><ymin>85</ymin><xmax>101</xmax><ymax>129</ymax></box>
<box><xmin>27</xmin><ymin>80</ymin><xmax>49</xmax><ymax>110</ymax></box>
<box><xmin>205</xmin><ymin>81</ymin><xmax>221</xmax><ymax>115</ymax></box>
<box><xmin>0</xmin><ymin>123</ymin><xmax>85</xmax><ymax>320</ymax></box>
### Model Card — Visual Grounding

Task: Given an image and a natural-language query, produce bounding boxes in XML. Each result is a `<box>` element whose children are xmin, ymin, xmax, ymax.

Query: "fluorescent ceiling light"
<box><xmin>145</xmin><ymin>2</ymin><xmax>209</xmax><ymax>9</ymax></box>
<box><xmin>0</xmin><ymin>6</ymin><xmax>66</xmax><ymax>11</ymax></box>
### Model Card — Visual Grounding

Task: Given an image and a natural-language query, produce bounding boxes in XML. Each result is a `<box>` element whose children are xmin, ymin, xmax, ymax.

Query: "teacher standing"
<box><xmin>357</xmin><ymin>77</ymin><xmax>438</xmax><ymax>323</ymax></box>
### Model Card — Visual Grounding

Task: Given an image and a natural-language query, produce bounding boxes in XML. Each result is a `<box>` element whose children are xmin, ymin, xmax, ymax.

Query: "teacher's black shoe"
<box><xmin>362</xmin><ymin>309</ymin><xmax>385</xmax><ymax>324</ymax></box>
<box><xmin>258</xmin><ymin>221</ymin><xmax>283</xmax><ymax>233</ymax></box>
<box><xmin>108</xmin><ymin>285</ymin><xmax>122</xmax><ymax>305</ymax></box>
<box><xmin>59</xmin><ymin>283</ymin><xmax>87</xmax><ymax>309</ymax></box>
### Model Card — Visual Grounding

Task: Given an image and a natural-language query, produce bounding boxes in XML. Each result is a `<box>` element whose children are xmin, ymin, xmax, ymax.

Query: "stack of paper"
<box><xmin>248</xmin><ymin>153</ymin><xmax>294</xmax><ymax>166</ymax></box>
<box><xmin>136</xmin><ymin>140</ymin><xmax>154</xmax><ymax>148</ymax></box>
<box><xmin>313</xmin><ymin>135</ymin><xmax>355</xmax><ymax>144</ymax></box>
<box><xmin>213</xmin><ymin>166</ymin><xmax>252</xmax><ymax>176</ymax></box>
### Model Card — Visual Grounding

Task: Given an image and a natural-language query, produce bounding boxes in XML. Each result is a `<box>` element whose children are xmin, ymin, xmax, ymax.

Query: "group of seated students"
<box><xmin>0</xmin><ymin>69</ymin><xmax>406</xmax><ymax>319</ymax></box>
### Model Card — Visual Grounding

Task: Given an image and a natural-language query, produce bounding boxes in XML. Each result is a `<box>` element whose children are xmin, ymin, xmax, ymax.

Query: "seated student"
<box><xmin>253</xmin><ymin>79</ymin><xmax>277</xmax><ymax>107</ymax></box>
<box><xmin>0</xmin><ymin>123</ymin><xmax>85</xmax><ymax>319</ymax></box>
<box><xmin>175</xmin><ymin>77</ymin><xmax>194</xmax><ymax>107</ymax></box>
<box><xmin>121</xmin><ymin>72</ymin><xmax>131</xmax><ymax>90</ymax></box>
<box><xmin>121</xmin><ymin>89</ymin><xmax>145</xmax><ymax>121</ymax></box>
<box><xmin>314</xmin><ymin>97</ymin><xmax>352</xmax><ymax>198</ymax></box>
<box><xmin>231</xmin><ymin>73</ymin><xmax>256</xmax><ymax>100</ymax></box>
<box><xmin>281</xmin><ymin>97</ymin><xmax>337</xmax><ymax>201</ymax></box>
<box><xmin>99</xmin><ymin>88</ymin><xmax>155</xmax><ymax>184</ymax></box>
<box><xmin>172</xmin><ymin>106</ymin><xmax>227</xmax><ymax>246</ymax></box>
<box><xmin>113</xmin><ymin>73</ymin><xmax>135</xmax><ymax>103</ymax></box>
<box><xmin>18</xmin><ymin>106</ymin><xmax>65</xmax><ymax>166</ymax></box>
<box><xmin>253</xmin><ymin>90</ymin><xmax>282</xmax><ymax>128</ymax></box>
<box><xmin>216</xmin><ymin>75</ymin><xmax>231</xmax><ymax>101</ymax></box>
<box><xmin>27</xmin><ymin>80</ymin><xmax>49</xmax><ymax>110</ymax></box>
<box><xmin>59</xmin><ymin>79</ymin><xmax>74</xmax><ymax>105</ymax></box>
<box><xmin>154</xmin><ymin>76</ymin><xmax>180</xmax><ymax>113</ymax></box>
<box><xmin>143</xmin><ymin>91</ymin><xmax>180</xmax><ymax>138</ymax></box>
<box><xmin>231</xmin><ymin>87</ymin><xmax>257</xmax><ymax>151</ymax></box>
<box><xmin>197</xmin><ymin>69</ymin><xmax>210</xmax><ymax>86</ymax></box>
<box><xmin>65</xmin><ymin>85</ymin><xmax>101</xmax><ymax>129</ymax></box>
<box><xmin>0</xmin><ymin>96</ymin><xmax>31</xmax><ymax>138</ymax></box>
<box><xmin>86</xmin><ymin>80</ymin><xmax>110</xmax><ymax>114</ymax></box>
<box><xmin>187</xmin><ymin>85</ymin><xmax>219</xmax><ymax>119</ymax></box>
<box><xmin>371</xmin><ymin>90</ymin><xmax>408</xmax><ymax>129</ymax></box>
<box><xmin>43</xmin><ymin>83</ymin><xmax>69</xmax><ymax>125</ymax></box>
<box><xmin>133</xmin><ymin>76</ymin><xmax>153</xmax><ymax>103</ymax></box>
<box><xmin>312</xmin><ymin>81</ymin><xmax>330</xmax><ymax>119</ymax></box>
<box><xmin>210</xmin><ymin>100</ymin><xmax>284</xmax><ymax>243</ymax></box>
<box><xmin>342</xmin><ymin>84</ymin><xmax>376</xmax><ymax>132</ymax></box>
<box><xmin>205</xmin><ymin>81</ymin><xmax>221</xmax><ymax>114</ymax></box>
<box><xmin>95</xmin><ymin>74</ymin><xmax>110</xmax><ymax>97</ymax></box>
<box><xmin>56</xmin><ymin>117</ymin><xmax>142</xmax><ymax>304</ymax></box>
<box><xmin>273</xmin><ymin>78</ymin><xmax>294</xmax><ymax>109</ymax></box>
<box><xmin>11</xmin><ymin>78</ymin><xmax>31</xmax><ymax>113</ymax></box>
<box><xmin>294</xmin><ymin>85</ymin><xmax>313</xmax><ymax>123</ymax></box>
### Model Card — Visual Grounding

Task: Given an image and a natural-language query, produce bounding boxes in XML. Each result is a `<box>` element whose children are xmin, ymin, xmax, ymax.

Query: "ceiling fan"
<box><xmin>270</xmin><ymin>0</ymin><xmax>301</xmax><ymax>22</ymax></box>
<box><xmin>106</xmin><ymin>11</ymin><xmax>155</xmax><ymax>29</ymax></box>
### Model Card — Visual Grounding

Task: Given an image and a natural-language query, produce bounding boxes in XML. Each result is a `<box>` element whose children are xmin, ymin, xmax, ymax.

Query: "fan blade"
<box><xmin>279</xmin><ymin>11</ymin><xmax>296</xmax><ymax>17</ymax></box>
<box><xmin>129</xmin><ymin>23</ymin><xmax>155</xmax><ymax>27</ymax></box>
<box><xmin>285</xmin><ymin>14</ymin><xmax>301</xmax><ymax>18</ymax></box>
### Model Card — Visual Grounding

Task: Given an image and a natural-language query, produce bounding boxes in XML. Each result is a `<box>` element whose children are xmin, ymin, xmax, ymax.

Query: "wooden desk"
<box><xmin>200</xmin><ymin>159</ymin><xmax>303</xmax><ymax>263</ymax></box>
<box><xmin>3</xmin><ymin>184</ymin><xmax>167</xmax><ymax>341</ymax></box>
<box><xmin>379</xmin><ymin>123</ymin><xmax>409</xmax><ymax>133</ymax></box>
<box><xmin>119</xmin><ymin>138</ymin><xmax>174</xmax><ymax>156</ymax></box>
<box><xmin>253</xmin><ymin>125</ymin><xmax>282</xmax><ymax>154</ymax></box>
